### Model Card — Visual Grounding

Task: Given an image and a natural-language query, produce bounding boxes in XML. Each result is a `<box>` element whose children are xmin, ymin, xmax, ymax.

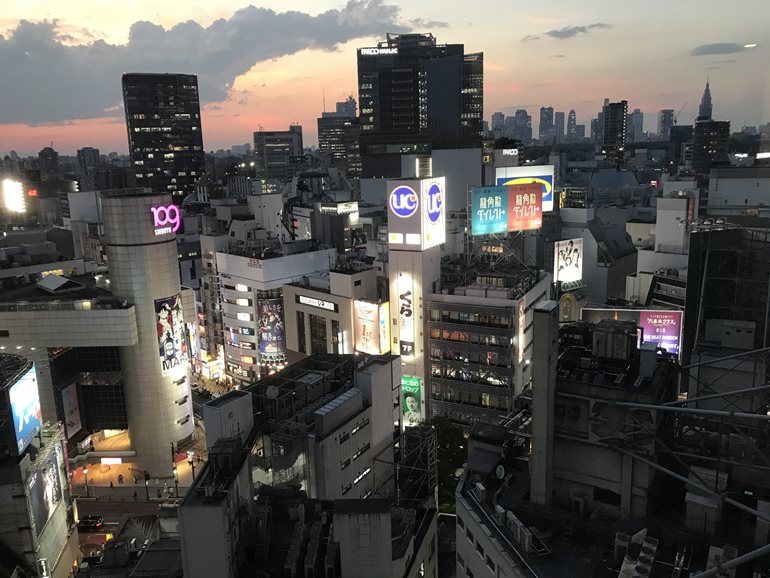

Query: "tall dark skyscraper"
<box><xmin>38</xmin><ymin>146</ymin><xmax>58</xmax><ymax>181</ymax></box>
<box><xmin>698</xmin><ymin>80</ymin><xmax>713</xmax><ymax>120</ymax></box>
<box><xmin>692</xmin><ymin>119</ymin><xmax>730</xmax><ymax>174</ymax></box>
<box><xmin>658</xmin><ymin>109</ymin><xmax>675</xmax><ymax>140</ymax></box>
<box><xmin>539</xmin><ymin>106</ymin><xmax>554</xmax><ymax>144</ymax></box>
<box><xmin>77</xmin><ymin>147</ymin><xmax>100</xmax><ymax>175</ymax></box>
<box><xmin>122</xmin><ymin>73</ymin><xmax>205</xmax><ymax>202</ymax></box>
<box><xmin>513</xmin><ymin>109</ymin><xmax>532</xmax><ymax>144</ymax></box>
<box><xmin>554</xmin><ymin>111</ymin><xmax>565</xmax><ymax>144</ymax></box>
<box><xmin>602</xmin><ymin>100</ymin><xmax>628</xmax><ymax>166</ymax></box>
<box><xmin>357</xmin><ymin>33</ymin><xmax>483</xmax><ymax>177</ymax></box>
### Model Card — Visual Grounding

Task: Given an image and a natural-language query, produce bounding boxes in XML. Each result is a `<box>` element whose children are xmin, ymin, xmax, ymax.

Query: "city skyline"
<box><xmin>1</xmin><ymin>0</ymin><xmax>768</xmax><ymax>155</ymax></box>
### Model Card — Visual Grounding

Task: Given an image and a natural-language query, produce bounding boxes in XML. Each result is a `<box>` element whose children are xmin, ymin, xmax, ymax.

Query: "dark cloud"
<box><xmin>521</xmin><ymin>34</ymin><xmax>540</xmax><ymax>42</ymax></box>
<box><xmin>546</xmin><ymin>54</ymin><xmax>567</xmax><ymax>58</ymax></box>
<box><xmin>0</xmin><ymin>1</ymin><xmax>408</xmax><ymax>123</ymax></box>
<box><xmin>690</xmin><ymin>42</ymin><xmax>746</xmax><ymax>56</ymax></box>
<box><xmin>545</xmin><ymin>22</ymin><xmax>612</xmax><ymax>39</ymax></box>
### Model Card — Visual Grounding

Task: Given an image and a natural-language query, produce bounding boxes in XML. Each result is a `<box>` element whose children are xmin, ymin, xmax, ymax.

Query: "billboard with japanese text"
<box><xmin>397</xmin><ymin>274</ymin><xmax>415</xmax><ymax>357</ymax></box>
<box><xmin>471</xmin><ymin>183</ymin><xmax>542</xmax><ymax>235</ymax></box>
<box><xmin>496</xmin><ymin>165</ymin><xmax>555</xmax><ymax>212</ymax></box>
<box><xmin>155</xmin><ymin>294</ymin><xmax>188</xmax><ymax>375</ymax></box>
<box><xmin>580</xmin><ymin>308</ymin><xmax>682</xmax><ymax>355</ymax></box>
<box><xmin>258</xmin><ymin>299</ymin><xmax>286</xmax><ymax>357</ymax></box>
<box><xmin>354</xmin><ymin>300</ymin><xmax>391</xmax><ymax>355</ymax></box>
<box><xmin>401</xmin><ymin>376</ymin><xmax>422</xmax><ymax>428</ymax></box>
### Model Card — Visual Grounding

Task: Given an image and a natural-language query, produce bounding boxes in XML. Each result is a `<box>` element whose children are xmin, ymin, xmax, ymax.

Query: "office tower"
<box><xmin>122</xmin><ymin>73</ymin><xmax>205</xmax><ymax>203</ymax></box>
<box><xmin>491</xmin><ymin>112</ymin><xmax>505</xmax><ymax>138</ymax></box>
<box><xmin>554</xmin><ymin>111</ymin><xmax>565</xmax><ymax>144</ymax></box>
<box><xmin>628</xmin><ymin>108</ymin><xmax>644</xmax><ymax>142</ymax></box>
<box><xmin>698</xmin><ymin>80</ymin><xmax>713</xmax><ymax>120</ymax></box>
<box><xmin>591</xmin><ymin>98</ymin><xmax>610</xmax><ymax>144</ymax></box>
<box><xmin>575</xmin><ymin>124</ymin><xmax>586</xmax><ymax>141</ymax></box>
<box><xmin>539</xmin><ymin>106</ymin><xmax>554</xmax><ymax>144</ymax></box>
<box><xmin>567</xmin><ymin>109</ymin><xmax>577</xmax><ymax>142</ymax></box>
<box><xmin>253</xmin><ymin>125</ymin><xmax>304</xmax><ymax>185</ymax></box>
<box><xmin>513</xmin><ymin>109</ymin><xmax>532</xmax><ymax>144</ymax></box>
<box><xmin>77</xmin><ymin>147</ymin><xmax>100</xmax><ymax>175</ymax></box>
<box><xmin>357</xmin><ymin>33</ymin><xmax>483</xmax><ymax>177</ymax></box>
<box><xmin>38</xmin><ymin>146</ymin><xmax>58</xmax><ymax>181</ymax></box>
<box><xmin>692</xmin><ymin>119</ymin><xmax>730</xmax><ymax>174</ymax></box>
<box><xmin>602</xmin><ymin>100</ymin><xmax>628</xmax><ymax>165</ymax></box>
<box><xmin>658</xmin><ymin>109</ymin><xmax>675</xmax><ymax>140</ymax></box>
<box><xmin>317</xmin><ymin>99</ymin><xmax>361</xmax><ymax>177</ymax></box>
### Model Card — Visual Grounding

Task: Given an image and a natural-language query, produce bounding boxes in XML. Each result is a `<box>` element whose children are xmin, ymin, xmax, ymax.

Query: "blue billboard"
<box><xmin>10</xmin><ymin>365</ymin><xmax>42</xmax><ymax>455</ymax></box>
<box><xmin>495</xmin><ymin>165</ymin><xmax>555</xmax><ymax>212</ymax></box>
<box><xmin>471</xmin><ymin>183</ymin><xmax>543</xmax><ymax>235</ymax></box>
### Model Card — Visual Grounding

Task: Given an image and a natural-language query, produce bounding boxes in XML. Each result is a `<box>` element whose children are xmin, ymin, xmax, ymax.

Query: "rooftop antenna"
<box><xmin>323</xmin><ymin>89</ymin><xmax>326</xmax><ymax>113</ymax></box>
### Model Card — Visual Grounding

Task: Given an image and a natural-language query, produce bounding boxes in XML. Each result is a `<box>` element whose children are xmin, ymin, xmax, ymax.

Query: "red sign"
<box><xmin>507</xmin><ymin>183</ymin><xmax>542</xmax><ymax>232</ymax></box>
<box><xmin>27</xmin><ymin>188</ymin><xmax>38</xmax><ymax>197</ymax></box>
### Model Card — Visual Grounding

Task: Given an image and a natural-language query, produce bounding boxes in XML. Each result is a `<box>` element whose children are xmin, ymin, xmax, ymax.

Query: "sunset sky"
<box><xmin>1</xmin><ymin>0</ymin><xmax>768</xmax><ymax>155</ymax></box>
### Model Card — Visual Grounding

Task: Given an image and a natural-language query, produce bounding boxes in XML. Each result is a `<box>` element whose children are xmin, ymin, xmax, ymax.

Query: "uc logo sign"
<box><xmin>426</xmin><ymin>183</ymin><xmax>442</xmax><ymax>224</ymax></box>
<box><xmin>150</xmin><ymin>204</ymin><xmax>181</xmax><ymax>233</ymax></box>
<box><xmin>389</xmin><ymin>186</ymin><xmax>418</xmax><ymax>218</ymax></box>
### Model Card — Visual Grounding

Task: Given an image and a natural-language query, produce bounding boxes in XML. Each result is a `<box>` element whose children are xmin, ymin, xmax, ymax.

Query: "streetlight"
<box><xmin>144</xmin><ymin>479</ymin><xmax>150</xmax><ymax>501</ymax></box>
<box><xmin>173</xmin><ymin>467</ymin><xmax>179</xmax><ymax>498</ymax></box>
<box><xmin>83</xmin><ymin>468</ymin><xmax>89</xmax><ymax>498</ymax></box>
<box><xmin>187</xmin><ymin>450</ymin><xmax>196</xmax><ymax>481</ymax></box>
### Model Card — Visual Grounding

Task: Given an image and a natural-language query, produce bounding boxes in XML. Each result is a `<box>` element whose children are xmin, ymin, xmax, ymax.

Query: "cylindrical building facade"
<box><xmin>101</xmin><ymin>190</ymin><xmax>194</xmax><ymax>476</ymax></box>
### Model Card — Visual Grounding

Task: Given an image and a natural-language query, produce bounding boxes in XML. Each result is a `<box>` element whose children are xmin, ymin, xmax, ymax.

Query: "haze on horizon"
<box><xmin>0</xmin><ymin>0</ymin><xmax>767</xmax><ymax>155</ymax></box>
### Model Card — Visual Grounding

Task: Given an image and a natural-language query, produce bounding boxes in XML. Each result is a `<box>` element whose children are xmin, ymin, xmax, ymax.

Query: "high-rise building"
<box><xmin>491</xmin><ymin>111</ymin><xmax>505</xmax><ymax>133</ymax></box>
<box><xmin>253</xmin><ymin>125</ymin><xmax>304</xmax><ymax>186</ymax></box>
<box><xmin>77</xmin><ymin>146</ymin><xmax>100</xmax><ymax>175</ymax></box>
<box><xmin>658</xmin><ymin>109</ymin><xmax>675</xmax><ymax>140</ymax></box>
<box><xmin>318</xmin><ymin>98</ymin><xmax>361</xmax><ymax>177</ymax></box>
<box><xmin>602</xmin><ymin>100</ymin><xmax>628</xmax><ymax>165</ymax></box>
<box><xmin>692</xmin><ymin>119</ymin><xmax>730</xmax><ymax>174</ymax></box>
<box><xmin>539</xmin><ymin>106</ymin><xmax>554</xmax><ymax>144</ymax></box>
<box><xmin>628</xmin><ymin>108</ymin><xmax>644</xmax><ymax>142</ymax></box>
<box><xmin>334</xmin><ymin>95</ymin><xmax>357</xmax><ymax>117</ymax></box>
<box><xmin>357</xmin><ymin>33</ymin><xmax>483</xmax><ymax>177</ymax></box>
<box><xmin>566</xmin><ymin>109</ymin><xmax>577</xmax><ymax>142</ymax></box>
<box><xmin>122</xmin><ymin>73</ymin><xmax>205</xmax><ymax>202</ymax></box>
<box><xmin>554</xmin><ymin>111</ymin><xmax>565</xmax><ymax>144</ymax></box>
<box><xmin>698</xmin><ymin>80</ymin><xmax>713</xmax><ymax>120</ymax></box>
<box><xmin>38</xmin><ymin>146</ymin><xmax>58</xmax><ymax>181</ymax></box>
<box><xmin>513</xmin><ymin>109</ymin><xmax>532</xmax><ymax>144</ymax></box>
<box><xmin>591</xmin><ymin>98</ymin><xmax>610</xmax><ymax>144</ymax></box>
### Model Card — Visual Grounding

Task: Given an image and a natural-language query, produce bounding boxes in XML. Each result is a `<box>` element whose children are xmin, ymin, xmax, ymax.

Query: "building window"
<box><xmin>339</xmin><ymin>432</ymin><xmax>350</xmax><ymax>444</ymax></box>
<box><xmin>466</xmin><ymin>528</ymin><xmax>473</xmax><ymax>543</ymax></box>
<box><xmin>354</xmin><ymin>280</ymin><xmax>362</xmax><ymax>286</ymax></box>
<box><xmin>341</xmin><ymin>483</ymin><xmax>352</xmax><ymax>495</ymax></box>
<box><xmin>466</xmin><ymin>569</ymin><xmax>474</xmax><ymax>578</ymax></box>
<box><xmin>352</xmin><ymin>443</ymin><xmax>370</xmax><ymax>461</ymax></box>
<box><xmin>297</xmin><ymin>311</ymin><xmax>306</xmax><ymax>354</ymax></box>
<box><xmin>353</xmin><ymin>467</ymin><xmax>371</xmax><ymax>485</ymax></box>
<box><xmin>351</xmin><ymin>418</ymin><xmax>369</xmax><ymax>436</ymax></box>
<box><xmin>0</xmin><ymin>330</ymin><xmax>9</xmax><ymax>337</ymax></box>
<box><xmin>457</xmin><ymin>516</ymin><xmax>464</xmax><ymax>530</ymax></box>
<box><xmin>457</xmin><ymin>554</ymin><xmax>465</xmax><ymax>568</ymax></box>
<box><xmin>332</xmin><ymin>319</ymin><xmax>341</xmax><ymax>354</ymax></box>
<box><xmin>485</xmin><ymin>555</ymin><xmax>495</xmax><ymax>572</ymax></box>
<box><xmin>309</xmin><ymin>314</ymin><xmax>327</xmax><ymax>354</ymax></box>
<box><xmin>594</xmin><ymin>487</ymin><xmax>622</xmax><ymax>507</ymax></box>
<box><xmin>341</xmin><ymin>458</ymin><xmax>351</xmax><ymax>471</ymax></box>
<box><xmin>475</xmin><ymin>542</ymin><xmax>484</xmax><ymax>558</ymax></box>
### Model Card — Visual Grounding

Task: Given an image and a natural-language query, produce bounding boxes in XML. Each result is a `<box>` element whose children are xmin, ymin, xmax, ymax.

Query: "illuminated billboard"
<box><xmin>554</xmin><ymin>238</ymin><xmax>583</xmax><ymax>283</ymax></box>
<box><xmin>155</xmin><ymin>294</ymin><xmax>189</xmax><ymax>375</ymax></box>
<box><xmin>354</xmin><ymin>300</ymin><xmax>391</xmax><ymax>355</ymax></box>
<box><xmin>60</xmin><ymin>383</ymin><xmax>82</xmax><ymax>440</ymax></box>
<box><xmin>150</xmin><ymin>204</ymin><xmax>181</xmax><ymax>236</ymax></box>
<box><xmin>518</xmin><ymin>300</ymin><xmax>526</xmax><ymax>363</ymax></box>
<box><xmin>387</xmin><ymin>177</ymin><xmax>446</xmax><ymax>251</ymax></box>
<box><xmin>258</xmin><ymin>299</ymin><xmax>286</xmax><ymax>357</ymax></box>
<box><xmin>580</xmin><ymin>308</ymin><xmax>683</xmax><ymax>355</ymax></box>
<box><xmin>10</xmin><ymin>365</ymin><xmax>42</xmax><ymax>455</ymax></box>
<box><xmin>28</xmin><ymin>444</ymin><xmax>63</xmax><ymax>537</ymax></box>
<box><xmin>401</xmin><ymin>376</ymin><xmax>422</xmax><ymax>427</ymax></box>
<box><xmin>471</xmin><ymin>182</ymin><xmax>543</xmax><ymax>235</ymax></box>
<box><xmin>2</xmin><ymin>179</ymin><xmax>26</xmax><ymax>213</ymax></box>
<box><xmin>397</xmin><ymin>273</ymin><xmax>415</xmax><ymax>357</ymax></box>
<box><xmin>496</xmin><ymin>165</ymin><xmax>555</xmax><ymax>212</ymax></box>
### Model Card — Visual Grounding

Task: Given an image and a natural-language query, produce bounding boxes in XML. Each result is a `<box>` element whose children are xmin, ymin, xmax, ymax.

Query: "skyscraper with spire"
<box><xmin>698</xmin><ymin>80</ymin><xmax>713</xmax><ymax>120</ymax></box>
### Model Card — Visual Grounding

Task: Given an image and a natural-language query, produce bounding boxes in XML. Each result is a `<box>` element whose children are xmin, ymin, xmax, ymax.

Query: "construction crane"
<box><xmin>673</xmin><ymin>100</ymin><xmax>687</xmax><ymax>125</ymax></box>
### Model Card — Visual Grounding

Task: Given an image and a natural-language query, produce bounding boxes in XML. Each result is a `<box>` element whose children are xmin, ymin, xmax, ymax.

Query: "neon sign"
<box><xmin>426</xmin><ymin>183</ymin><xmax>442</xmax><ymax>224</ymax></box>
<box><xmin>150</xmin><ymin>204</ymin><xmax>181</xmax><ymax>235</ymax></box>
<box><xmin>389</xmin><ymin>186</ymin><xmax>418</xmax><ymax>218</ymax></box>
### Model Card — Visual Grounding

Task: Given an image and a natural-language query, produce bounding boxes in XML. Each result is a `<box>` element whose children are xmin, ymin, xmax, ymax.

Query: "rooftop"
<box><xmin>0</xmin><ymin>274</ymin><xmax>126</xmax><ymax>309</ymax></box>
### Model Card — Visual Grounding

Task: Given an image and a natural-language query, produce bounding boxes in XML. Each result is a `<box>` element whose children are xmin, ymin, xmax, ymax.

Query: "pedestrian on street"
<box><xmin>118</xmin><ymin>474</ymin><xmax>124</xmax><ymax>484</ymax></box>
<box><xmin>134</xmin><ymin>476</ymin><xmax>138</xmax><ymax>484</ymax></box>
<box><xmin>109</xmin><ymin>481</ymin><xmax>114</xmax><ymax>489</ymax></box>
<box><xmin>133</xmin><ymin>491</ymin><xmax>138</xmax><ymax>501</ymax></box>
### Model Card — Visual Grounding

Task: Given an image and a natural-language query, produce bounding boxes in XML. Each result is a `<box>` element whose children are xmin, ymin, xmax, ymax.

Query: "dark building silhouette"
<box><xmin>357</xmin><ymin>33</ymin><xmax>483</xmax><ymax>177</ymax></box>
<box><xmin>539</xmin><ymin>106</ymin><xmax>554</xmax><ymax>144</ymax></box>
<box><xmin>38</xmin><ymin>146</ymin><xmax>58</xmax><ymax>181</ymax></box>
<box><xmin>698</xmin><ymin>80</ymin><xmax>713</xmax><ymax>120</ymax></box>
<box><xmin>692</xmin><ymin>119</ymin><xmax>730</xmax><ymax>175</ymax></box>
<box><xmin>253</xmin><ymin>126</ymin><xmax>304</xmax><ymax>186</ymax></box>
<box><xmin>122</xmin><ymin>73</ymin><xmax>205</xmax><ymax>202</ymax></box>
<box><xmin>317</xmin><ymin>98</ymin><xmax>361</xmax><ymax>178</ymax></box>
<box><xmin>602</xmin><ymin>100</ymin><xmax>628</xmax><ymax>166</ymax></box>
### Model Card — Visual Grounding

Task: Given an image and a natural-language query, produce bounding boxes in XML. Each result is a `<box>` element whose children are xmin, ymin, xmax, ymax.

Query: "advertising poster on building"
<box><xmin>60</xmin><ymin>383</ymin><xmax>82</xmax><ymax>440</ymax></box>
<box><xmin>496</xmin><ymin>165</ymin><xmax>555</xmax><ymax>212</ymax></box>
<box><xmin>471</xmin><ymin>183</ymin><xmax>543</xmax><ymax>235</ymax></box>
<box><xmin>28</xmin><ymin>445</ymin><xmax>62</xmax><ymax>537</ymax></box>
<box><xmin>580</xmin><ymin>308</ymin><xmax>683</xmax><ymax>356</ymax></box>
<box><xmin>155</xmin><ymin>294</ymin><xmax>188</xmax><ymax>375</ymax></box>
<box><xmin>10</xmin><ymin>365</ymin><xmax>42</xmax><ymax>455</ymax></box>
<box><xmin>554</xmin><ymin>238</ymin><xmax>583</xmax><ymax>283</ymax></box>
<box><xmin>401</xmin><ymin>376</ymin><xmax>422</xmax><ymax>428</ymax></box>
<box><xmin>518</xmin><ymin>300</ymin><xmax>526</xmax><ymax>364</ymax></box>
<box><xmin>639</xmin><ymin>310</ymin><xmax>682</xmax><ymax>355</ymax></box>
<box><xmin>258</xmin><ymin>299</ymin><xmax>286</xmax><ymax>357</ymax></box>
<box><xmin>398</xmin><ymin>274</ymin><xmax>415</xmax><ymax>357</ymax></box>
<box><xmin>354</xmin><ymin>300</ymin><xmax>391</xmax><ymax>355</ymax></box>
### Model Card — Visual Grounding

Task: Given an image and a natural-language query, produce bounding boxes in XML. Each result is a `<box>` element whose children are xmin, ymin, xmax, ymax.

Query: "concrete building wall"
<box><xmin>216</xmin><ymin>249</ymin><xmax>336</xmax><ymax>292</ymax></box>
<box><xmin>179</xmin><ymin>502</ymin><xmax>230</xmax><ymax>578</ymax></box>
<box><xmin>282</xmin><ymin>284</ymin><xmax>355</xmax><ymax>356</ymax></box>
<box><xmin>334</xmin><ymin>503</ymin><xmax>392</xmax><ymax>578</ymax></box>
<box><xmin>102</xmin><ymin>190</ymin><xmax>194</xmax><ymax>476</ymax></box>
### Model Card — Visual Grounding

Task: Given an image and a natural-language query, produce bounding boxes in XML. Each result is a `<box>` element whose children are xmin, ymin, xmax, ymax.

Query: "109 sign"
<box><xmin>151</xmin><ymin>204</ymin><xmax>181</xmax><ymax>235</ymax></box>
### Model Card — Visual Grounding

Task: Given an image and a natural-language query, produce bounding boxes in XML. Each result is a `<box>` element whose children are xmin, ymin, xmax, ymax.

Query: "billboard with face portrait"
<box><xmin>28</xmin><ymin>444</ymin><xmax>63</xmax><ymax>537</ymax></box>
<box><xmin>9</xmin><ymin>364</ymin><xmax>42</xmax><ymax>455</ymax></box>
<box><xmin>401</xmin><ymin>376</ymin><xmax>421</xmax><ymax>428</ymax></box>
<box><xmin>258</xmin><ymin>299</ymin><xmax>286</xmax><ymax>357</ymax></box>
<box><xmin>554</xmin><ymin>238</ymin><xmax>583</xmax><ymax>283</ymax></box>
<box><xmin>155</xmin><ymin>294</ymin><xmax>188</xmax><ymax>375</ymax></box>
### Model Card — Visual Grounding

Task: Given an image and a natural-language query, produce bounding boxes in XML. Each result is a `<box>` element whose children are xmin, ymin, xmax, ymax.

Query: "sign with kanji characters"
<box><xmin>471</xmin><ymin>182</ymin><xmax>543</xmax><ymax>235</ymax></box>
